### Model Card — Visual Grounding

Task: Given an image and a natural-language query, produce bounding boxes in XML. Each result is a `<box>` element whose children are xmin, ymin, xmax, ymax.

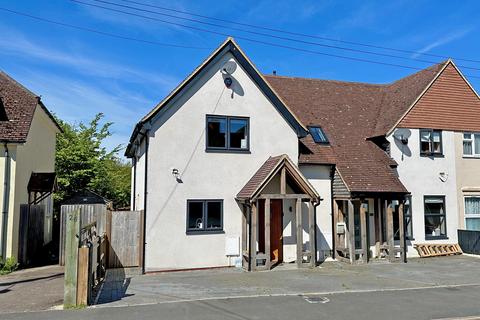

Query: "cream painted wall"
<box><xmin>3</xmin><ymin>106</ymin><xmax>58</xmax><ymax>258</ymax></box>
<box><xmin>454</xmin><ymin>132</ymin><xmax>480</xmax><ymax>229</ymax></box>
<box><xmin>0</xmin><ymin>145</ymin><xmax>17</xmax><ymax>259</ymax></box>
<box><xmin>139</xmin><ymin>51</ymin><xmax>299</xmax><ymax>271</ymax></box>
<box><xmin>388</xmin><ymin>128</ymin><xmax>459</xmax><ymax>256</ymax></box>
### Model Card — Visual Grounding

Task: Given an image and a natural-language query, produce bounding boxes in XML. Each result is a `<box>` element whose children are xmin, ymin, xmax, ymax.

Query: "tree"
<box><xmin>54</xmin><ymin>113</ymin><xmax>131</xmax><ymax>209</ymax></box>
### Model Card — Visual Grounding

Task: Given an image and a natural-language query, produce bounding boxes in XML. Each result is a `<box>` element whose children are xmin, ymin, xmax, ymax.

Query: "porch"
<box><xmin>236</xmin><ymin>155</ymin><xmax>320</xmax><ymax>271</ymax></box>
<box><xmin>333</xmin><ymin>196</ymin><xmax>407</xmax><ymax>264</ymax></box>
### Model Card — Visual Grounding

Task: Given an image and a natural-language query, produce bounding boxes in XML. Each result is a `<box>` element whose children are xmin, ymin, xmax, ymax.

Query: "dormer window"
<box><xmin>308</xmin><ymin>126</ymin><xmax>328</xmax><ymax>144</ymax></box>
<box><xmin>0</xmin><ymin>98</ymin><xmax>8</xmax><ymax>121</ymax></box>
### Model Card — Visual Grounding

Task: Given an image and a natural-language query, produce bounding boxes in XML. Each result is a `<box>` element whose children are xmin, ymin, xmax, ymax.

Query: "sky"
<box><xmin>1</xmin><ymin>0</ymin><xmax>479</xmax><ymax>157</ymax></box>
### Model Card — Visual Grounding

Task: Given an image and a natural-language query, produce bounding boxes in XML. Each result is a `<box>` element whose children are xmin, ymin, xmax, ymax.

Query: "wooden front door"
<box><xmin>270</xmin><ymin>199</ymin><xmax>283</xmax><ymax>263</ymax></box>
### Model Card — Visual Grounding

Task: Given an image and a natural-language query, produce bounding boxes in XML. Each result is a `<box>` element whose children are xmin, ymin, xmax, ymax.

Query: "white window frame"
<box><xmin>463</xmin><ymin>132</ymin><xmax>480</xmax><ymax>158</ymax></box>
<box><xmin>464</xmin><ymin>196</ymin><xmax>480</xmax><ymax>230</ymax></box>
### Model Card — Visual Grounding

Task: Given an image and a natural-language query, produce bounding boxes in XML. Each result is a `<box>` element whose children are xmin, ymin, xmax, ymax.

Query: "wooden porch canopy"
<box><xmin>237</xmin><ymin>155</ymin><xmax>320</xmax><ymax>271</ymax></box>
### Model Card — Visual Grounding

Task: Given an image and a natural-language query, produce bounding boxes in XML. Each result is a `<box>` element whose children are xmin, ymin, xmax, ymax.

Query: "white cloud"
<box><xmin>411</xmin><ymin>28</ymin><xmax>473</xmax><ymax>58</ymax></box>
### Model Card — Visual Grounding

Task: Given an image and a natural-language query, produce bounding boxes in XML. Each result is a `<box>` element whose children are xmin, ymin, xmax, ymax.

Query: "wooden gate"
<box><xmin>108</xmin><ymin>211</ymin><xmax>144</xmax><ymax>268</ymax></box>
<box><xmin>18</xmin><ymin>204</ymin><xmax>45</xmax><ymax>265</ymax></box>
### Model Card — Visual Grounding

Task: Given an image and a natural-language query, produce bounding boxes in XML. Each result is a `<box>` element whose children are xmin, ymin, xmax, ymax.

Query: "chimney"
<box><xmin>273</xmin><ymin>70</ymin><xmax>277</xmax><ymax>75</ymax></box>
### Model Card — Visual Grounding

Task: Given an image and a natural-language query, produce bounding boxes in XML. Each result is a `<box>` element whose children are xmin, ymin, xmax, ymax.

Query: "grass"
<box><xmin>0</xmin><ymin>257</ymin><xmax>19</xmax><ymax>275</ymax></box>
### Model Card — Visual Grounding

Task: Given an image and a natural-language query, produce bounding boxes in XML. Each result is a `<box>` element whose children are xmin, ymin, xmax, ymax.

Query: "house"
<box><xmin>0</xmin><ymin>71</ymin><xmax>61</xmax><ymax>263</ymax></box>
<box><xmin>126</xmin><ymin>38</ymin><xmax>480</xmax><ymax>271</ymax></box>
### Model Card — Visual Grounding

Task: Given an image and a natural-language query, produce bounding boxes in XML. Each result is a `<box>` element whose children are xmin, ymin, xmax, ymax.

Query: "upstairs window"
<box><xmin>206</xmin><ymin>115</ymin><xmax>249</xmax><ymax>152</ymax></box>
<box><xmin>463</xmin><ymin>133</ymin><xmax>480</xmax><ymax>157</ymax></box>
<box><xmin>308</xmin><ymin>126</ymin><xmax>329</xmax><ymax>144</ymax></box>
<box><xmin>420</xmin><ymin>129</ymin><xmax>442</xmax><ymax>156</ymax></box>
<box><xmin>187</xmin><ymin>200</ymin><xmax>223</xmax><ymax>233</ymax></box>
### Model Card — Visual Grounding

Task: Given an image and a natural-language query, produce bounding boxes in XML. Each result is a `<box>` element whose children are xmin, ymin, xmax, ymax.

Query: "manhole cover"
<box><xmin>303</xmin><ymin>296</ymin><xmax>330</xmax><ymax>304</ymax></box>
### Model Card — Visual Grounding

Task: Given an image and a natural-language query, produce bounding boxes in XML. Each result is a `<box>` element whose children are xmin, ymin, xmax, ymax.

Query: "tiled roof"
<box><xmin>264</xmin><ymin>63</ymin><xmax>446</xmax><ymax>194</ymax></box>
<box><xmin>0</xmin><ymin>71</ymin><xmax>61</xmax><ymax>142</ymax></box>
<box><xmin>237</xmin><ymin>155</ymin><xmax>284</xmax><ymax>199</ymax></box>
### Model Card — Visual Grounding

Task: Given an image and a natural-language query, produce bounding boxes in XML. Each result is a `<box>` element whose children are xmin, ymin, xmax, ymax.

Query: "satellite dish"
<box><xmin>222</xmin><ymin>61</ymin><xmax>237</xmax><ymax>75</ymax></box>
<box><xmin>393</xmin><ymin>128</ymin><xmax>411</xmax><ymax>144</ymax></box>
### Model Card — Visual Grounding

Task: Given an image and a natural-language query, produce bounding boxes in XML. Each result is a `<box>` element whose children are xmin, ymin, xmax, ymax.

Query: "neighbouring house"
<box><xmin>126</xmin><ymin>38</ymin><xmax>480</xmax><ymax>272</ymax></box>
<box><xmin>0</xmin><ymin>71</ymin><xmax>61</xmax><ymax>264</ymax></box>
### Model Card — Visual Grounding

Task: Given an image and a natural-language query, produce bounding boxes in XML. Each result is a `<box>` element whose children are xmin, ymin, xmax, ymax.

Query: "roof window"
<box><xmin>308</xmin><ymin>126</ymin><xmax>328</xmax><ymax>144</ymax></box>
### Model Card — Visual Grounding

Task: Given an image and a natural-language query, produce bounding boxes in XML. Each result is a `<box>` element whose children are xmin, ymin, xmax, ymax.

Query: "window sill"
<box><xmin>206</xmin><ymin>148</ymin><xmax>251</xmax><ymax>154</ymax></box>
<box><xmin>462</xmin><ymin>155</ymin><xmax>480</xmax><ymax>159</ymax></box>
<box><xmin>420</xmin><ymin>153</ymin><xmax>444</xmax><ymax>158</ymax></box>
<box><xmin>425</xmin><ymin>235</ymin><xmax>449</xmax><ymax>240</ymax></box>
<box><xmin>186</xmin><ymin>230</ymin><xmax>225</xmax><ymax>235</ymax></box>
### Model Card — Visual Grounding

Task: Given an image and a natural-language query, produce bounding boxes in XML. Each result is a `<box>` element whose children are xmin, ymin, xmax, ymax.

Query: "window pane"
<box><xmin>464</xmin><ymin>133</ymin><xmax>472</xmax><ymax>140</ymax></box>
<box><xmin>206</xmin><ymin>201</ymin><xmax>222</xmax><ymax>229</ymax></box>
<box><xmin>466</xmin><ymin>218</ymin><xmax>480</xmax><ymax>231</ymax></box>
<box><xmin>229</xmin><ymin>119</ymin><xmax>248</xmax><ymax>149</ymax></box>
<box><xmin>207</xmin><ymin>117</ymin><xmax>227</xmax><ymax>148</ymax></box>
<box><xmin>188</xmin><ymin>202</ymin><xmax>204</xmax><ymax>230</ymax></box>
<box><xmin>465</xmin><ymin>197</ymin><xmax>480</xmax><ymax>215</ymax></box>
<box><xmin>475</xmin><ymin>134</ymin><xmax>480</xmax><ymax>155</ymax></box>
<box><xmin>420</xmin><ymin>130</ymin><xmax>431</xmax><ymax>142</ymax></box>
<box><xmin>309</xmin><ymin>126</ymin><xmax>328</xmax><ymax>143</ymax></box>
<box><xmin>405</xmin><ymin>197</ymin><xmax>413</xmax><ymax>239</ymax></box>
<box><xmin>432</xmin><ymin>131</ymin><xmax>441</xmax><ymax>153</ymax></box>
<box><xmin>463</xmin><ymin>141</ymin><xmax>473</xmax><ymax>155</ymax></box>
<box><xmin>425</xmin><ymin>215</ymin><xmax>446</xmax><ymax>237</ymax></box>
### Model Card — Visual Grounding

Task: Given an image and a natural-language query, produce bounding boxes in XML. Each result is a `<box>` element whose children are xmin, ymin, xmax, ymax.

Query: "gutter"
<box><xmin>1</xmin><ymin>143</ymin><xmax>10</xmax><ymax>260</ymax></box>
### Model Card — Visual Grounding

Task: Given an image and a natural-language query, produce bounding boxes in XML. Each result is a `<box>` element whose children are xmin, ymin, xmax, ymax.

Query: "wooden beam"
<box><xmin>258</xmin><ymin>193</ymin><xmax>310</xmax><ymax>199</ymax></box>
<box><xmin>76</xmin><ymin>246</ymin><xmax>89</xmax><ymax>306</ymax></box>
<box><xmin>348</xmin><ymin>200</ymin><xmax>355</xmax><ymax>264</ymax></box>
<box><xmin>242</xmin><ymin>205</ymin><xmax>248</xmax><ymax>270</ymax></box>
<box><xmin>264</xmin><ymin>198</ymin><xmax>271</xmax><ymax>270</ymax></box>
<box><xmin>333</xmin><ymin>200</ymin><xmax>339</xmax><ymax>259</ymax></box>
<box><xmin>386</xmin><ymin>201</ymin><xmax>394</xmax><ymax>262</ymax></box>
<box><xmin>374</xmin><ymin>198</ymin><xmax>381</xmax><ymax>258</ymax></box>
<box><xmin>250</xmin><ymin>201</ymin><xmax>257</xmax><ymax>271</ymax></box>
<box><xmin>280</xmin><ymin>167</ymin><xmax>286</xmax><ymax>194</ymax></box>
<box><xmin>308</xmin><ymin>201</ymin><xmax>316</xmax><ymax>267</ymax></box>
<box><xmin>296</xmin><ymin>198</ymin><xmax>303</xmax><ymax>268</ymax></box>
<box><xmin>360</xmin><ymin>202</ymin><xmax>368</xmax><ymax>264</ymax></box>
<box><xmin>398</xmin><ymin>201</ymin><xmax>406</xmax><ymax>263</ymax></box>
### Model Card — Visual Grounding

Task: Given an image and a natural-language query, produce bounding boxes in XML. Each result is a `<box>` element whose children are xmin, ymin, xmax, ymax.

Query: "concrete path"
<box><xmin>0</xmin><ymin>265</ymin><xmax>64</xmax><ymax>313</ymax></box>
<box><xmin>93</xmin><ymin>255</ymin><xmax>480</xmax><ymax>308</ymax></box>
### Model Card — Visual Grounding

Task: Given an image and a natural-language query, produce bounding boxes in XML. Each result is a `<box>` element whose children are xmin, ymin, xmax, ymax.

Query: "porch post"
<box><xmin>374</xmin><ymin>198</ymin><xmax>381</xmax><ymax>258</ymax></box>
<box><xmin>296</xmin><ymin>197</ymin><xmax>303</xmax><ymax>268</ymax></box>
<box><xmin>264</xmin><ymin>198</ymin><xmax>271</xmax><ymax>270</ymax></box>
<box><xmin>348</xmin><ymin>200</ymin><xmax>355</xmax><ymax>264</ymax></box>
<box><xmin>386</xmin><ymin>201</ymin><xmax>395</xmax><ymax>262</ymax></box>
<box><xmin>332</xmin><ymin>199</ymin><xmax>339</xmax><ymax>259</ymax></box>
<box><xmin>242</xmin><ymin>204</ymin><xmax>248</xmax><ymax>270</ymax></box>
<box><xmin>399</xmin><ymin>200</ymin><xmax>406</xmax><ymax>263</ymax></box>
<box><xmin>308</xmin><ymin>201</ymin><xmax>316</xmax><ymax>267</ymax></box>
<box><xmin>360</xmin><ymin>201</ymin><xmax>368</xmax><ymax>263</ymax></box>
<box><xmin>250</xmin><ymin>201</ymin><xmax>257</xmax><ymax>271</ymax></box>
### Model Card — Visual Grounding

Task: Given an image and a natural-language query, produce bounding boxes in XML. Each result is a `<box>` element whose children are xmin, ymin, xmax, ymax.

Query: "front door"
<box><xmin>270</xmin><ymin>199</ymin><xmax>283</xmax><ymax>263</ymax></box>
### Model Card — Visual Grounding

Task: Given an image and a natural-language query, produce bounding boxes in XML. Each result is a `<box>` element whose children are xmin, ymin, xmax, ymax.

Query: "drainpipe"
<box><xmin>142</xmin><ymin>129</ymin><xmax>150</xmax><ymax>274</ymax></box>
<box><xmin>1</xmin><ymin>143</ymin><xmax>10</xmax><ymax>260</ymax></box>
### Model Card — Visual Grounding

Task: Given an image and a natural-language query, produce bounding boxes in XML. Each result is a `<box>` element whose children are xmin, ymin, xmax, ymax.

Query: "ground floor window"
<box><xmin>465</xmin><ymin>196</ymin><xmax>480</xmax><ymax>231</ymax></box>
<box><xmin>186</xmin><ymin>200</ymin><xmax>223</xmax><ymax>233</ymax></box>
<box><xmin>424</xmin><ymin>196</ymin><xmax>447</xmax><ymax>239</ymax></box>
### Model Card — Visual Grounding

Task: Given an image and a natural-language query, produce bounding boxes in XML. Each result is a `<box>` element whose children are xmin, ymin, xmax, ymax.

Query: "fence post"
<box><xmin>63</xmin><ymin>209</ymin><xmax>80</xmax><ymax>307</ymax></box>
<box><xmin>76</xmin><ymin>246</ymin><xmax>89</xmax><ymax>306</ymax></box>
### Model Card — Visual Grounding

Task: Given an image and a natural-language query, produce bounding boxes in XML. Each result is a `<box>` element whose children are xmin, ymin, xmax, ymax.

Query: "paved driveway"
<box><xmin>0</xmin><ymin>265</ymin><xmax>64</xmax><ymax>313</ymax></box>
<box><xmin>94</xmin><ymin>255</ymin><xmax>480</xmax><ymax>308</ymax></box>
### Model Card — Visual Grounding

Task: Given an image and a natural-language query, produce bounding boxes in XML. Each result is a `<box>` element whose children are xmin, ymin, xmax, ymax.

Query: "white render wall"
<box><xmin>140</xmin><ymin>51</ymin><xmax>300</xmax><ymax>271</ymax></box>
<box><xmin>388</xmin><ymin>128</ymin><xmax>459</xmax><ymax>256</ymax></box>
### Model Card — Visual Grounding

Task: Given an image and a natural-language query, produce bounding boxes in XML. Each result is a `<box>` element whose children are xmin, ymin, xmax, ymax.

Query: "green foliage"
<box><xmin>55</xmin><ymin>113</ymin><xmax>131</xmax><ymax>209</ymax></box>
<box><xmin>0</xmin><ymin>257</ymin><xmax>19</xmax><ymax>275</ymax></box>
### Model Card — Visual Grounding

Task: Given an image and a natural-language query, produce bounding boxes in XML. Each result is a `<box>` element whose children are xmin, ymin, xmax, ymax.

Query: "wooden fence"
<box><xmin>63</xmin><ymin>209</ymin><xmax>143</xmax><ymax>307</ymax></box>
<box><xmin>458</xmin><ymin>229</ymin><xmax>480</xmax><ymax>255</ymax></box>
<box><xmin>59</xmin><ymin>204</ymin><xmax>108</xmax><ymax>266</ymax></box>
<box><xmin>18</xmin><ymin>204</ymin><xmax>45</xmax><ymax>266</ymax></box>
